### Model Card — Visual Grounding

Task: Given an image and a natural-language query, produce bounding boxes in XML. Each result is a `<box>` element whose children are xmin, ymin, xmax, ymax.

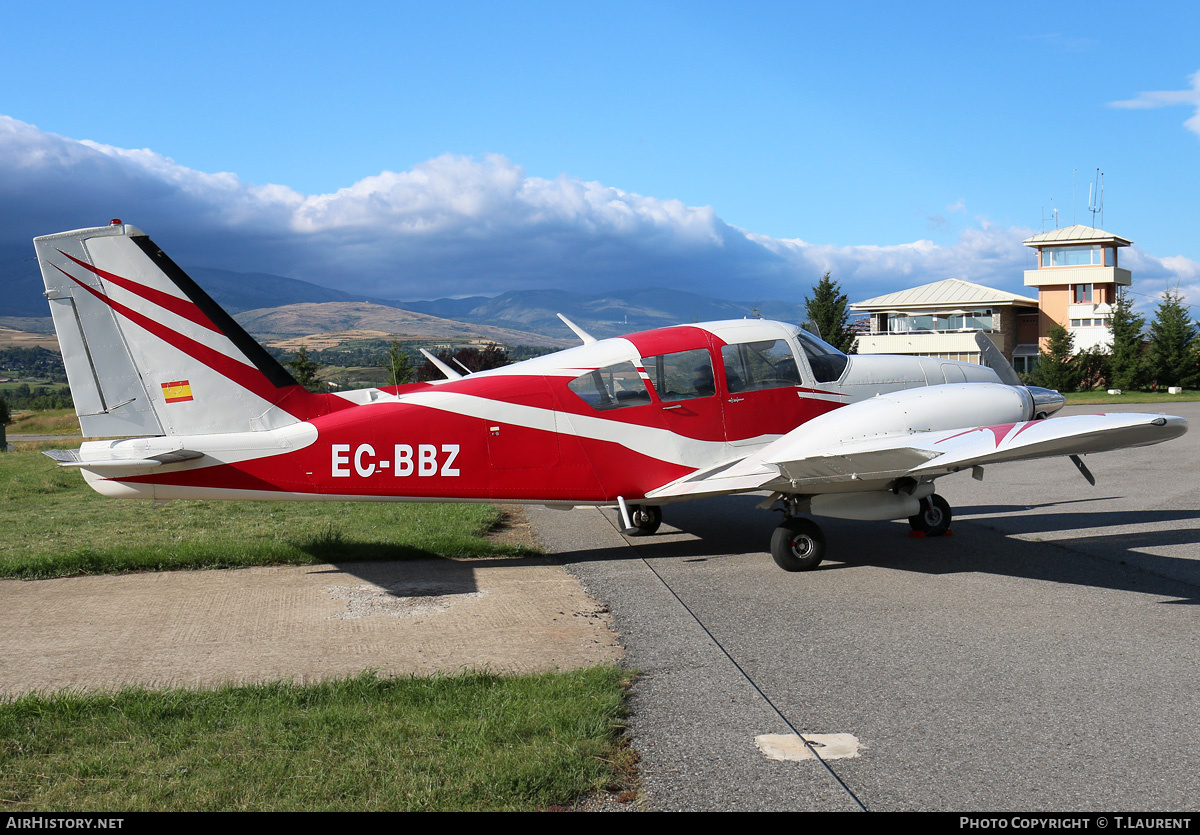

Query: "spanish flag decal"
<box><xmin>161</xmin><ymin>380</ymin><xmax>194</xmax><ymax>403</ymax></box>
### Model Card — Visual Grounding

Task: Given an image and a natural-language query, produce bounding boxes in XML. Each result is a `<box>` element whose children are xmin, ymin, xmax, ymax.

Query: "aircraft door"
<box><xmin>640</xmin><ymin>344</ymin><xmax>728</xmax><ymax>457</ymax></box>
<box><xmin>719</xmin><ymin>338</ymin><xmax>809</xmax><ymax>447</ymax></box>
<box><xmin>485</xmin><ymin>376</ymin><xmax>560</xmax><ymax>470</ymax></box>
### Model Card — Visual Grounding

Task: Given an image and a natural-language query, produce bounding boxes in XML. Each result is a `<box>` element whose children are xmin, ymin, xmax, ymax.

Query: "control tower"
<box><xmin>1022</xmin><ymin>224</ymin><xmax>1132</xmax><ymax>352</ymax></box>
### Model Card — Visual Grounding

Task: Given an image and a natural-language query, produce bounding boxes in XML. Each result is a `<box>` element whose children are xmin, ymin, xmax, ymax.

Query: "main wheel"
<box><xmin>908</xmin><ymin>494</ymin><xmax>952</xmax><ymax>537</ymax></box>
<box><xmin>627</xmin><ymin>504</ymin><xmax>662</xmax><ymax>535</ymax></box>
<box><xmin>770</xmin><ymin>517</ymin><xmax>826</xmax><ymax>571</ymax></box>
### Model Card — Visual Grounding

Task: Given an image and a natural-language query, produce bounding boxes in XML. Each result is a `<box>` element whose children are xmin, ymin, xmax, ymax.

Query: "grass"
<box><xmin>5</xmin><ymin>408</ymin><xmax>79</xmax><ymax>435</ymax></box>
<box><xmin>0</xmin><ymin>447</ymin><xmax>539</xmax><ymax>579</ymax></box>
<box><xmin>0</xmin><ymin>668</ymin><xmax>635</xmax><ymax>811</ymax></box>
<box><xmin>1064</xmin><ymin>389</ymin><xmax>1200</xmax><ymax>405</ymax></box>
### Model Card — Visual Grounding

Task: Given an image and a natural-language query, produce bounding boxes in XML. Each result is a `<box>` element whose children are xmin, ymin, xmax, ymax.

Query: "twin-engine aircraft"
<box><xmin>33</xmin><ymin>221</ymin><xmax>1188</xmax><ymax>570</ymax></box>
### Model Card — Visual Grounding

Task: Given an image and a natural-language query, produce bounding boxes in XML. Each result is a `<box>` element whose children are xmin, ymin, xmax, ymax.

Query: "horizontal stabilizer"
<box><xmin>43</xmin><ymin>448</ymin><xmax>204</xmax><ymax>469</ymax></box>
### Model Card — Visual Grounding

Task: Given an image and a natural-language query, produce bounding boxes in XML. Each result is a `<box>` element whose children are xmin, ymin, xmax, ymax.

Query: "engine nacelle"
<box><xmin>761</xmin><ymin>383</ymin><xmax>1034</xmax><ymax>466</ymax></box>
<box><xmin>807</xmin><ymin>490</ymin><xmax>921</xmax><ymax>521</ymax></box>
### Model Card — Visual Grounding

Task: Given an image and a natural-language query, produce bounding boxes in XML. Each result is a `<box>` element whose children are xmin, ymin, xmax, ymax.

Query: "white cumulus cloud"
<box><xmin>2</xmin><ymin>114</ymin><xmax>1196</xmax><ymax>313</ymax></box>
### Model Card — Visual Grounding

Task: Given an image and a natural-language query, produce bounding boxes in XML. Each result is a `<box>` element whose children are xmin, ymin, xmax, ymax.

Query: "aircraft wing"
<box><xmin>646</xmin><ymin>411</ymin><xmax>1187</xmax><ymax>500</ymax></box>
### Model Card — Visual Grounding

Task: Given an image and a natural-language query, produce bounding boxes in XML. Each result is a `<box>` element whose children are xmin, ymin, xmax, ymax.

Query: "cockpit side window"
<box><xmin>641</xmin><ymin>348</ymin><xmax>715</xmax><ymax>402</ymax></box>
<box><xmin>796</xmin><ymin>330</ymin><xmax>849</xmax><ymax>383</ymax></box>
<box><xmin>721</xmin><ymin>339</ymin><xmax>803</xmax><ymax>393</ymax></box>
<box><xmin>567</xmin><ymin>361</ymin><xmax>652</xmax><ymax>410</ymax></box>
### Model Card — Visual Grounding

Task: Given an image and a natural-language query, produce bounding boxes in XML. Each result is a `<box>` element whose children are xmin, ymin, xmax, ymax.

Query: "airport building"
<box><xmin>1020</xmin><ymin>224</ymin><xmax>1132</xmax><ymax>354</ymax></box>
<box><xmin>850</xmin><ymin>223</ymin><xmax>1134</xmax><ymax>374</ymax></box>
<box><xmin>850</xmin><ymin>278</ymin><xmax>1040</xmax><ymax>370</ymax></box>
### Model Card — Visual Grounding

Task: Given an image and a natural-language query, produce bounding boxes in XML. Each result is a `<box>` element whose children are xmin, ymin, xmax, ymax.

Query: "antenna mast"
<box><xmin>1087</xmin><ymin>168</ymin><xmax>1104</xmax><ymax>227</ymax></box>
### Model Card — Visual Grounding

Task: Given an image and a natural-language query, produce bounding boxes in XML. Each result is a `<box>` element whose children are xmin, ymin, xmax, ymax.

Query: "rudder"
<box><xmin>34</xmin><ymin>221</ymin><xmax>314</xmax><ymax>438</ymax></box>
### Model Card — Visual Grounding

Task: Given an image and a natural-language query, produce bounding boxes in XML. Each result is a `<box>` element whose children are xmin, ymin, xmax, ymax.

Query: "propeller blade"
<box><xmin>974</xmin><ymin>331</ymin><xmax>1024</xmax><ymax>387</ymax></box>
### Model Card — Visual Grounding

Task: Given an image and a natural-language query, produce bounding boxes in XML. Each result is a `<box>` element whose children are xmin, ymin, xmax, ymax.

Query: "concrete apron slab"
<box><xmin>0</xmin><ymin>558</ymin><xmax>622</xmax><ymax>696</ymax></box>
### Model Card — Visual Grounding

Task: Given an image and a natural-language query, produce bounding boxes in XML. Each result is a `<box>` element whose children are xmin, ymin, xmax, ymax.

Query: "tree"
<box><xmin>385</xmin><ymin>340</ymin><xmax>416</xmax><ymax>387</ymax></box>
<box><xmin>285</xmin><ymin>346</ymin><xmax>326</xmax><ymax>393</ymax></box>
<box><xmin>804</xmin><ymin>272</ymin><xmax>857</xmax><ymax>353</ymax></box>
<box><xmin>1075</xmin><ymin>346</ymin><xmax>1111</xmax><ymax>391</ymax></box>
<box><xmin>1030</xmin><ymin>324</ymin><xmax>1079</xmax><ymax>392</ymax></box>
<box><xmin>1108</xmin><ymin>287</ymin><xmax>1148</xmax><ymax>391</ymax></box>
<box><xmin>1147</xmin><ymin>289</ymin><xmax>1199</xmax><ymax>389</ymax></box>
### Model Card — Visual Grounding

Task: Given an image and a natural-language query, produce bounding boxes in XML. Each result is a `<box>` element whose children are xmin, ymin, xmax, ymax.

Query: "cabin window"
<box><xmin>796</xmin><ymin>331</ymin><xmax>849</xmax><ymax>383</ymax></box>
<box><xmin>721</xmin><ymin>340</ymin><xmax>802</xmax><ymax>393</ymax></box>
<box><xmin>641</xmin><ymin>348</ymin><xmax>715</xmax><ymax>402</ymax></box>
<box><xmin>567</xmin><ymin>361</ymin><xmax>652</xmax><ymax>410</ymax></box>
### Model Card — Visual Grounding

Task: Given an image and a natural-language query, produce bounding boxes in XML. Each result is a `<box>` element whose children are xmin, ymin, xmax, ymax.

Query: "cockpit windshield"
<box><xmin>796</xmin><ymin>330</ymin><xmax>849</xmax><ymax>383</ymax></box>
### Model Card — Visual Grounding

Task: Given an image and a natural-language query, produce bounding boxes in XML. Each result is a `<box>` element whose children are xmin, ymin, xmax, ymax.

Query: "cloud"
<box><xmin>3</xmin><ymin>114</ymin><xmax>1197</xmax><ymax>314</ymax></box>
<box><xmin>1109</xmin><ymin>70</ymin><xmax>1200</xmax><ymax>139</ymax></box>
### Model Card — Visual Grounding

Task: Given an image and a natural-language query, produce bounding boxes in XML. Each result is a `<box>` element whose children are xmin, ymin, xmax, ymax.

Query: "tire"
<box><xmin>908</xmin><ymin>494</ymin><xmax>952</xmax><ymax>537</ymax></box>
<box><xmin>770</xmin><ymin>517</ymin><xmax>826</xmax><ymax>571</ymax></box>
<box><xmin>628</xmin><ymin>504</ymin><xmax>662</xmax><ymax>535</ymax></box>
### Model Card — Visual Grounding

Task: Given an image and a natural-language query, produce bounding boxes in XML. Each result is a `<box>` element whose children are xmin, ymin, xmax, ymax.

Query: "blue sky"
<box><xmin>2</xmin><ymin>0</ymin><xmax>1198</xmax><ymax>310</ymax></box>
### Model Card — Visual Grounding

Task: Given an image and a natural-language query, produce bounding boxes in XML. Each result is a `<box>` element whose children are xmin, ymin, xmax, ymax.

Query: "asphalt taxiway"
<box><xmin>529</xmin><ymin>401</ymin><xmax>1200</xmax><ymax>811</ymax></box>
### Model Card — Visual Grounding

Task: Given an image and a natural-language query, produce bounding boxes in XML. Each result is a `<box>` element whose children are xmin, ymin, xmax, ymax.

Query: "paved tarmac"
<box><xmin>0</xmin><ymin>556</ymin><xmax>622</xmax><ymax>696</ymax></box>
<box><xmin>529</xmin><ymin>401</ymin><xmax>1200</xmax><ymax>812</ymax></box>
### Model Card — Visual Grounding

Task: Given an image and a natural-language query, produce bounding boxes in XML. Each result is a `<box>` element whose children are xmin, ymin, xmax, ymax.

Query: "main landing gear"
<box><xmin>768</xmin><ymin>492</ymin><xmax>954</xmax><ymax>572</ymax></box>
<box><xmin>907</xmin><ymin>494</ymin><xmax>952</xmax><ymax>537</ymax></box>
<box><xmin>770</xmin><ymin>516</ymin><xmax>826</xmax><ymax>572</ymax></box>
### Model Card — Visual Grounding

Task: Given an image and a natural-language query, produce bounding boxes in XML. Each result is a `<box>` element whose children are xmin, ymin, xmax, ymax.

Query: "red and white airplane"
<box><xmin>33</xmin><ymin>220</ymin><xmax>1188</xmax><ymax>570</ymax></box>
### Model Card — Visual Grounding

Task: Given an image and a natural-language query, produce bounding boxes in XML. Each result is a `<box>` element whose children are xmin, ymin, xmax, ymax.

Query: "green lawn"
<box><xmin>1063</xmin><ymin>389</ymin><xmax>1200</xmax><ymax>405</ymax></box>
<box><xmin>0</xmin><ymin>669</ymin><xmax>634</xmax><ymax>812</ymax></box>
<box><xmin>4</xmin><ymin>408</ymin><xmax>79</xmax><ymax>435</ymax></box>
<box><xmin>0</xmin><ymin>447</ymin><xmax>538</xmax><ymax>578</ymax></box>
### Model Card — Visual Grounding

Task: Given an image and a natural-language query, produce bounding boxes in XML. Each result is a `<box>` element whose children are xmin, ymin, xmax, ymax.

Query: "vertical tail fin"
<box><xmin>34</xmin><ymin>221</ymin><xmax>317</xmax><ymax>438</ymax></box>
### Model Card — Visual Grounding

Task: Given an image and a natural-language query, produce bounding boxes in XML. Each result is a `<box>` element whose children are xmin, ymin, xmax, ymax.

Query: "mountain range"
<box><xmin>3</xmin><ymin>258</ymin><xmax>814</xmax><ymax>345</ymax></box>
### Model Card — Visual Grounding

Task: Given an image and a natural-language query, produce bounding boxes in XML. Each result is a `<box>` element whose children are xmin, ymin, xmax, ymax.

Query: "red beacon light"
<box><xmin>110</xmin><ymin>218</ymin><xmax>122</xmax><ymax>226</ymax></box>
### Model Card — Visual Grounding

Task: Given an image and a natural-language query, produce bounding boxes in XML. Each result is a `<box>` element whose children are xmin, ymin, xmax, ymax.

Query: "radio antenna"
<box><xmin>1087</xmin><ymin>168</ymin><xmax>1104</xmax><ymax>227</ymax></box>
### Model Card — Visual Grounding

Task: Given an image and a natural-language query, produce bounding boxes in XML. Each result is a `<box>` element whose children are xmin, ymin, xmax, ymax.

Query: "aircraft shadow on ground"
<box><xmin>304</xmin><ymin>554</ymin><xmax>554</xmax><ymax>598</ymax></box>
<box><xmin>553</xmin><ymin>495</ymin><xmax>1200</xmax><ymax>604</ymax></box>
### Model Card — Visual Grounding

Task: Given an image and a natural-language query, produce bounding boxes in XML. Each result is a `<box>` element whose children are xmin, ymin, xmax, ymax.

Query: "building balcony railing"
<box><xmin>864</xmin><ymin>326</ymin><xmax>1001</xmax><ymax>336</ymax></box>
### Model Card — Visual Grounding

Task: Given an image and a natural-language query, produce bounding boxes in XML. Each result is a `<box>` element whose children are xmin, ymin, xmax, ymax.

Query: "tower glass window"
<box><xmin>1044</xmin><ymin>245</ymin><xmax>1102</xmax><ymax>267</ymax></box>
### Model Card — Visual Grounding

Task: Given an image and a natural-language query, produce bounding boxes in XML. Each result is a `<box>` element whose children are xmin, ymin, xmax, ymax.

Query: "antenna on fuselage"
<box><xmin>419</xmin><ymin>348</ymin><xmax>463</xmax><ymax>381</ymax></box>
<box><xmin>557</xmin><ymin>313</ymin><xmax>597</xmax><ymax>344</ymax></box>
